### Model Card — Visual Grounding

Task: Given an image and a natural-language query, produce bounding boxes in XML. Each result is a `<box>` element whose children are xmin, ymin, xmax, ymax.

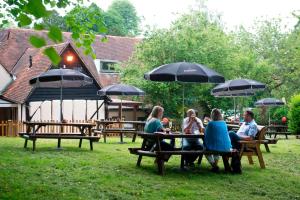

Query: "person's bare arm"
<box><xmin>239</xmin><ymin>135</ymin><xmax>252</xmax><ymax>140</ymax></box>
<box><xmin>184</xmin><ymin>119</ymin><xmax>194</xmax><ymax>133</ymax></box>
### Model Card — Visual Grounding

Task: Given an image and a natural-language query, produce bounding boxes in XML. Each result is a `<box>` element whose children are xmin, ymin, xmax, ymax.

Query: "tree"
<box><xmin>106</xmin><ymin>0</ymin><xmax>140</xmax><ymax>36</ymax></box>
<box><xmin>288</xmin><ymin>94</ymin><xmax>300</xmax><ymax>134</ymax></box>
<box><xmin>119</xmin><ymin>10</ymin><xmax>237</xmax><ymax>118</ymax></box>
<box><xmin>103</xmin><ymin>8</ymin><xmax>127</xmax><ymax>36</ymax></box>
<box><xmin>0</xmin><ymin>0</ymin><xmax>107</xmax><ymax>65</ymax></box>
<box><xmin>41</xmin><ymin>10</ymin><xmax>68</xmax><ymax>31</ymax></box>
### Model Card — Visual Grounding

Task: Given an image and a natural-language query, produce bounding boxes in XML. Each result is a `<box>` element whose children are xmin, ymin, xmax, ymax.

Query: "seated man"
<box><xmin>229</xmin><ymin>110</ymin><xmax>258</xmax><ymax>149</ymax></box>
<box><xmin>182</xmin><ymin>109</ymin><xmax>204</xmax><ymax>166</ymax></box>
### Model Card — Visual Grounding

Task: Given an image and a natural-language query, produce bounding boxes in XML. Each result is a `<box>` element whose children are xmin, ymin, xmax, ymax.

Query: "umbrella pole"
<box><xmin>121</xmin><ymin>97</ymin><xmax>123</xmax><ymax>121</ymax></box>
<box><xmin>268</xmin><ymin>108</ymin><xmax>271</xmax><ymax>126</ymax></box>
<box><xmin>234</xmin><ymin>97</ymin><xmax>236</xmax><ymax>122</ymax></box>
<box><xmin>60</xmin><ymin>84</ymin><xmax>63</xmax><ymax>122</ymax></box>
<box><xmin>182</xmin><ymin>83</ymin><xmax>185</xmax><ymax>120</ymax></box>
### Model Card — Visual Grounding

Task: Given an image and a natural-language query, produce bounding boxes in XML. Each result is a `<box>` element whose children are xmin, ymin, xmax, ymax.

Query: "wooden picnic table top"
<box><xmin>267</xmin><ymin>125</ymin><xmax>288</xmax><ymax>128</ymax></box>
<box><xmin>24</xmin><ymin>121</ymin><xmax>95</xmax><ymax>127</ymax></box>
<box><xmin>95</xmin><ymin>120</ymin><xmax>146</xmax><ymax>125</ymax></box>
<box><xmin>137</xmin><ymin>132</ymin><xmax>204</xmax><ymax>139</ymax></box>
<box><xmin>203</xmin><ymin>122</ymin><xmax>240</xmax><ymax>129</ymax></box>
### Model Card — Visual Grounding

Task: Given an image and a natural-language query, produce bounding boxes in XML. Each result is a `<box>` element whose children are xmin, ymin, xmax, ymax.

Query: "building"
<box><xmin>0</xmin><ymin>28</ymin><xmax>144</xmax><ymax>122</ymax></box>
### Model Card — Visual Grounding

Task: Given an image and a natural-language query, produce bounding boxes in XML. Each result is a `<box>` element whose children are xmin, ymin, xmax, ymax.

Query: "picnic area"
<box><xmin>1</xmin><ymin>0</ymin><xmax>300</xmax><ymax>200</ymax></box>
<box><xmin>1</xmin><ymin>137</ymin><xmax>299</xmax><ymax>199</ymax></box>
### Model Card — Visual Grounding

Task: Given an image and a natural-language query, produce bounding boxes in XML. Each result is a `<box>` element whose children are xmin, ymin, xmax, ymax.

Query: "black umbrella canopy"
<box><xmin>211</xmin><ymin>79</ymin><xmax>266</xmax><ymax>96</ymax></box>
<box><xmin>97</xmin><ymin>84</ymin><xmax>145</xmax><ymax>96</ymax></box>
<box><xmin>213</xmin><ymin>91</ymin><xmax>255</xmax><ymax>97</ymax></box>
<box><xmin>144</xmin><ymin>62</ymin><xmax>225</xmax><ymax>83</ymax></box>
<box><xmin>29</xmin><ymin>69</ymin><xmax>93</xmax><ymax>88</ymax></box>
<box><xmin>29</xmin><ymin>68</ymin><xmax>93</xmax><ymax>122</ymax></box>
<box><xmin>255</xmin><ymin>98</ymin><xmax>285</xmax><ymax>106</ymax></box>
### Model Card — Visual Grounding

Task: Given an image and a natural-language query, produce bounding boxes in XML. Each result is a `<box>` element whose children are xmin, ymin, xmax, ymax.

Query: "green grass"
<box><xmin>0</xmin><ymin>137</ymin><xmax>300</xmax><ymax>200</ymax></box>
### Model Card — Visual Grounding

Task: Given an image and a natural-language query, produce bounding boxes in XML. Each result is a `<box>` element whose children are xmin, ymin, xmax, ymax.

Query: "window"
<box><xmin>102</xmin><ymin>60</ymin><xmax>119</xmax><ymax>73</ymax></box>
<box><xmin>94</xmin><ymin>59</ymin><xmax>119</xmax><ymax>73</ymax></box>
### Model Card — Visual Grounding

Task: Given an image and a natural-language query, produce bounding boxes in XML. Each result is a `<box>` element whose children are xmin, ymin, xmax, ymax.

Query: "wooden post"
<box><xmin>51</xmin><ymin>100</ymin><xmax>53</xmax><ymax>121</ymax></box>
<box><xmin>25</xmin><ymin>102</ymin><xmax>30</xmax><ymax>121</ymax></box>
<box><xmin>96</xmin><ymin>100</ymin><xmax>99</xmax><ymax>120</ymax></box>
<box><xmin>133</xmin><ymin>105</ymin><xmax>137</xmax><ymax>121</ymax></box>
<box><xmin>40</xmin><ymin>101</ymin><xmax>43</xmax><ymax>121</ymax></box>
<box><xmin>118</xmin><ymin>104</ymin><xmax>121</xmax><ymax>120</ymax></box>
<box><xmin>105</xmin><ymin>103</ymin><xmax>109</xmax><ymax>120</ymax></box>
<box><xmin>7</xmin><ymin>120</ymin><xmax>12</xmax><ymax>137</ymax></box>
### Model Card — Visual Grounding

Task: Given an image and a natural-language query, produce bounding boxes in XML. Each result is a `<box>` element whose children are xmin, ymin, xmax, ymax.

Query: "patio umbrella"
<box><xmin>29</xmin><ymin>68</ymin><xmax>93</xmax><ymax>122</ymax></box>
<box><xmin>144</xmin><ymin>62</ymin><xmax>225</xmax><ymax>117</ymax></box>
<box><xmin>212</xmin><ymin>79</ymin><xmax>266</xmax><ymax>96</ymax></box>
<box><xmin>255</xmin><ymin>98</ymin><xmax>285</xmax><ymax>106</ymax></box>
<box><xmin>97</xmin><ymin>84</ymin><xmax>145</xmax><ymax>120</ymax></box>
<box><xmin>211</xmin><ymin>79</ymin><xmax>266</xmax><ymax>121</ymax></box>
<box><xmin>255</xmin><ymin>98</ymin><xmax>285</xmax><ymax>125</ymax></box>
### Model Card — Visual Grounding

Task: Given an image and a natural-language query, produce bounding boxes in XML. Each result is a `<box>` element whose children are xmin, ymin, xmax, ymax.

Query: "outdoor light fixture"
<box><xmin>66</xmin><ymin>54</ymin><xmax>74</xmax><ymax>62</ymax></box>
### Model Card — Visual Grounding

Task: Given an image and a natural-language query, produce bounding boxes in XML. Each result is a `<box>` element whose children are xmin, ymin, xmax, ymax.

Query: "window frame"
<box><xmin>98</xmin><ymin>59</ymin><xmax>119</xmax><ymax>74</ymax></box>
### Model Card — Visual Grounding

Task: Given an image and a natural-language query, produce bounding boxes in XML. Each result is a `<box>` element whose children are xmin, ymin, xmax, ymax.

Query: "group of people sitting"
<box><xmin>144</xmin><ymin>105</ymin><xmax>259</xmax><ymax>172</ymax></box>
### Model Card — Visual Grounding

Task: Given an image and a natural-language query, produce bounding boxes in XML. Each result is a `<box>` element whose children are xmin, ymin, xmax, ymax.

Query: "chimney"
<box><xmin>29</xmin><ymin>55</ymin><xmax>32</xmax><ymax>68</ymax></box>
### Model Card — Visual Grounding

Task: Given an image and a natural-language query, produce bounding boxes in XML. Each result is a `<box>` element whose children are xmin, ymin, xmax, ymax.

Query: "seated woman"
<box><xmin>144</xmin><ymin>106</ymin><xmax>174</xmax><ymax>161</ymax></box>
<box><xmin>204</xmin><ymin>108</ymin><xmax>232</xmax><ymax>172</ymax></box>
<box><xmin>182</xmin><ymin>109</ymin><xmax>204</xmax><ymax>166</ymax></box>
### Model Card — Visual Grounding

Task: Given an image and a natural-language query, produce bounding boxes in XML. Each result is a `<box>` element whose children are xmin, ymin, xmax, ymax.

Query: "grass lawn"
<box><xmin>0</xmin><ymin>137</ymin><xmax>300</xmax><ymax>200</ymax></box>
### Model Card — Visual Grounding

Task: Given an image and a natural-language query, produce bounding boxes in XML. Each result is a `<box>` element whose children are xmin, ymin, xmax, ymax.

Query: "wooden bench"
<box><xmin>95</xmin><ymin>128</ymin><xmax>138</xmax><ymax>143</ymax></box>
<box><xmin>19</xmin><ymin>132</ymin><xmax>100</xmax><ymax>151</ymax></box>
<box><xmin>129</xmin><ymin>132</ymin><xmax>240</xmax><ymax>175</ymax></box>
<box><xmin>239</xmin><ymin>126</ymin><xmax>268</xmax><ymax>168</ymax></box>
<box><xmin>267</xmin><ymin>125</ymin><xmax>291</xmax><ymax>139</ymax></box>
<box><xmin>259</xmin><ymin>138</ymin><xmax>278</xmax><ymax>153</ymax></box>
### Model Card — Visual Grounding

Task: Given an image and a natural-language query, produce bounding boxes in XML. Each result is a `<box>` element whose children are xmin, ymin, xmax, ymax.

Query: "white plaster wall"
<box><xmin>62</xmin><ymin>100</ymin><xmax>73</xmax><ymax>120</ymax></box>
<box><xmin>0</xmin><ymin>65</ymin><xmax>12</xmax><ymax>92</ymax></box>
<box><xmin>40</xmin><ymin>101</ymin><xmax>51</xmax><ymax>120</ymax></box>
<box><xmin>29</xmin><ymin>102</ymin><xmax>41</xmax><ymax>121</ymax></box>
<box><xmin>73</xmin><ymin>100</ymin><xmax>86</xmax><ymax>120</ymax></box>
<box><xmin>28</xmin><ymin>100</ymin><xmax>105</xmax><ymax>121</ymax></box>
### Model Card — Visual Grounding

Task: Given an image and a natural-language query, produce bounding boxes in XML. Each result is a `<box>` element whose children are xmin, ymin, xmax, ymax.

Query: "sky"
<box><xmin>90</xmin><ymin>0</ymin><xmax>300</xmax><ymax>31</ymax></box>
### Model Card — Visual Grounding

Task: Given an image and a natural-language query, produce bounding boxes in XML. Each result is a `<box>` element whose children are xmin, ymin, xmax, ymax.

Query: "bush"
<box><xmin>288</xmin><ymin>94</ymin><xmax>300</xmax><ymax>134</ymax></box>
<box><xmin>271</xmin><ymin>106</ymin><xmax>288</xmax><ymax>123</ymax></box>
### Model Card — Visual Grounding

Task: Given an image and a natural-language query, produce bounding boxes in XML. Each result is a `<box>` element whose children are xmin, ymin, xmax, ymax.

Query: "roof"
<box><xmin>0</xmin><ymin>28</ymin><xmax>140</xmax><ymax>73</ymax></box>
<box><xmin>99</xmin><ymin>73</ymin><xmax>120</xmax><ymax>87</ymax></box>
<box><xmin>1</xmin><ymin>42</ymin><xmax>103</xmax><ymax>103</ymax></box>
<box><xmin>0</xmin><ymin>28</ymin><xmax>140</xmax><ymax>103</ymax></box>
<box><xmin>1</xmin><ymin>43</ymin><xmax>66</xmax><ymax>103</ymax></box>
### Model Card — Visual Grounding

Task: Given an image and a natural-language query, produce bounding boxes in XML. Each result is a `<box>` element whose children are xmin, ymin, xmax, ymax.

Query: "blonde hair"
<box><xmin>211</xmin><ymin>108</ymin><xmax>223</xmax><ymax>121</ymax></box>
<box><xmin>186</xmin><ymin>109</ymin><xmax>196</xmax><ymax>117</ymax></box>
<box><xmin>147</xmin><ymin>106</ymin><xmax>164</xmax><ymax>121</ymax></box>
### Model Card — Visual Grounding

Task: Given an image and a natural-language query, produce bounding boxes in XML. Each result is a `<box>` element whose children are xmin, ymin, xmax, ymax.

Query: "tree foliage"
<box><xmin>288</xmin><ymin>94</ymin><xmax>300</xmax><ymax>134</ymax></box>
<box><xmin>105</xmin><ymin>0</ymin><xmax>140</xmax><ymax>36</ymax></box>
<box><xmin>0</xmin><ymin>0</ymin><xmax>107</xmax><ymax>65</ymax></box>
<box><xmin>119</xmin><ymin>11</ymin><xmax>238</xmax><ymax>118</ymax></box>
<box><xmin>119</xmin><ymin>9</ymin><xmax>300</xmax><ymax>120</ymax></box>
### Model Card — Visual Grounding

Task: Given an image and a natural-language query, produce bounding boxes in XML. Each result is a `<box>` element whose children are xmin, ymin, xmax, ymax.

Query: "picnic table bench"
<box><xmin>95</xmin><ymin>120</ymin><xmax>145</xmax><ymax>143</ymax></box>
<box><xmin>20</xmin><ymin>121</ymin><xmax>99</xmax><ymax>151</ymax></box>
<box><xmin>239</xmin><ymin>126</ymin><xmax>268</xmax><ymax>168</ymax></box>
<box><xmin>267</xmin><ymin>125</ymin><xmax>291</xmax><ymax>139</ymax></box>
<box><xmin>129</xmin><ymin>132</ymin><xmax>240</xmax><ymax>175</ymax></box>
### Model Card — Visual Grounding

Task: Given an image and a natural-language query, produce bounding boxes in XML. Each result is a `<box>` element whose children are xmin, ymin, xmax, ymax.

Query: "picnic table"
<box><xmin>19</xmin><ymin>121</ymin><xmax>99</xmax><ymax>151</ymax></box>
<box><xmin>267</xmin><ymin>125</ymin><xmax>291</xmax><ymax>139</ymax></box>
<box><xmin>226</xmin><ymin>123</ymin><xmax>240</xmax><ymax>131</ymax></box>
<box><xmin>95</xmin><ymin>120</ymin><xmax>145</xmax><ymax>143</ymax></box>
<box><xmin>129</xmin><ymin>132</ymin><xmax>239</xmax><ymax>175</ymax></box>
<box><xmin>203</xmin><ymin>122</ymin><xmax>240</xmax><ymax>131</ymax></box>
